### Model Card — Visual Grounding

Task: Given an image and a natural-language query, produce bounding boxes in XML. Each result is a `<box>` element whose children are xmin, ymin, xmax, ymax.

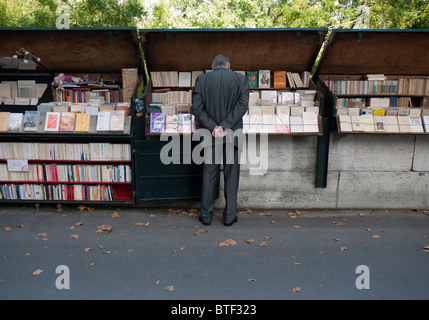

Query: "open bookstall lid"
<box><xmin>0</xmin><ymin>27</ymin><xmax>142</xmax><ymax>74</ymax></box>
<box><xmin>139</xmin><ymin>28</ymin><xmax>328</xmax><ymax>73</ymax></box>
<box><xmin>316</xmin><ymin>29</ymin><xmax>429</xmax><ymax>76</ymax></box>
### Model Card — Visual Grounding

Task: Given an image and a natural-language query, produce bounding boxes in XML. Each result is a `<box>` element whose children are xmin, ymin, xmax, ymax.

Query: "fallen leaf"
<box><xmin>103</xmin><ymin>251</ymin><xmax>112</xmax><ymax>254</ymax></box>
<box><xmin>179</xmin><ymin>246</ymin><xmax>186</xmax><ymax>251</ymax></box>
<box><xmin>150</xmin><ymin>214</ymin><xmax>156</xmax><ymax>218</ymax></box>
<box><xmin>248</xmin><ymin>279</ymin><xmax>257</xmax><ymax>282</ymax></box>
<box><xmin>155</xmin><ymin>280</ymin><xmax>160</xmax><ymax>285</ymax></box>
<box><xmin>259</xmin><ymin>241</ymin><xmax>268</xmax><ymax>247</ymax></box>
<box><xmin>372</xmin><ymin>234</ymin><xmax>380</xmax><ymax>239</ymax></box>
<box><xmin>264</xmin><ymin>235</ymin><xmax>271</xmax><ymax>240</ymax></box>
<box><xmin>97</xmin><ymin>224</ymin><xmax>112</xmax><ymax>234</ymax></box>
<box><xmin>365</xmin><ymin>228</ymin><xmax>372</xmax><ymax>231</ymax></box>
<box><xmin>331</xmin><ymin>220</ymin><xmax>344</xmax><ymax>226</ymax></box>
<box><xmin>32</xmin><ymin>269</ymin><xmax>43</xmax><ymax>276</ymax></box>
<box><xmin>359</xmin><ymin>213</ymin><xmax>366</xmax><ymax>217</ymax></box>
<box><xmin>70</xmin><ymin>234</ymin><xmax>78</xmax><ymax>239</ymax></box>
<box><xmin>77</xmin><ymin>205</ymin><xmax>94</xmax><ymax>212</ymax></box>
<box><xmin>75</xmin><ymin>222</ymin><xmax>83</xmax><ymax>226</ymax></box>
<box><xmin>340</xmin><ymin>246</ymin><xmax>347</xmax><ymax>251</ymax></box>
<box><xmin>4</xmin><ymin>227</ymin><xmax>12</xmax><ymax>232</ymax></box>
<box><xmin>111</xmin><ymin>211</ymin><xmax>121</xmax><ymax>219</ymax></box>
<box><xmin>128</xmin><ymin>249</ymin><xmax>133</xmax><ymax>253</ymax></box>
<box><xmin>220</xmin><ymin>239</ymin><xmax>237</xmax><ymax>247</ymax></box>
<box><xmin>423</xmin><ymin>246</ymin><xmax>429</xmax><ymax>253</ymax></box>
<box><xmin>292</xmin><ymin>287</ymin><xmax>301</xmax><ymax>292</ymax></box>
<box><xmin>84</xmin><ymin>248</ymin><xmax>91</xmax><ymax>252</ymax></box>
<box><xmin>294</xmin><ymin>225</ymin><xmax>301</xmax><ymax>228</ymax></box>
<box><xmin>270</xmin><ymin>220</ymin><xmax>276</xmax><ymax>224</ymax></box>
<box><xmin>245</xmin><ymin>238</ymin><xmax>254</xmax><ymax>244</ymax></box>
<box><xmin>165</xmin><ymin>285</ymin><xmax>174</xmax><ymax>291</ymax></box>
<box><xmin>38</xmin><ymin>232</ymin><xmax>48</xmax><ymax>237</ymax></box>
<box><xmin>134</xmin><ymin>222</ymin><xmax>144</xmax><ymax>226</ymax></box>
<box><xmin>334</xmin><ymin>238</ymin><xmax>341</xmax><ymax>242</ymax></box>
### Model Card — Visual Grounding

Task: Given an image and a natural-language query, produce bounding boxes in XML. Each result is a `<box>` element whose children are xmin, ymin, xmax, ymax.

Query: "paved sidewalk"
<box><xmin>0</xmin><ymin>204</ymin><xmax>428</xmax><ymax>300</ymax></box>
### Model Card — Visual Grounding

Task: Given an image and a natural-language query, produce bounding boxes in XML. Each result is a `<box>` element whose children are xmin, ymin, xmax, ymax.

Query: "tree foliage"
<box><xmin>0</xmin><ymin>0</ymin><xmax>428</xmax><ymax>29</ymax></box>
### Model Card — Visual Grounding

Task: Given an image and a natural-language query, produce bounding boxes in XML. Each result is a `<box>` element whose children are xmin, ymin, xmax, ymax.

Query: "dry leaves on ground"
<box><xmin>423</xmin><ymin>245</ymin><xmax>429</xmax><ymax>253</ymax></box>
<box><xmin>292</xmin><ymin>287</ymin><xmax>301</xmax><ymax>292</ymax></box>
<box><xmin>96</xmin><ymin>224</ymin><xmax>112</xmax><ymax>234</ymax></box>
<box><xmin>111</xmin><ymin>211</ymin><xmax>121</xmax><ymax>219</ymax></box>
<box><xmin>32</xmin><ymin>269</ymin><xmax>43</xmax><ymax>276</ymax></box>
<box><xmin>219</xmin><ymin>239</ymin><xmax>237</xmax><ymax>247</ymax></box>
<box><xmin>165</xmin><ymin>285</ymin><xmax>175</xmax><ymax>291</ymax></box>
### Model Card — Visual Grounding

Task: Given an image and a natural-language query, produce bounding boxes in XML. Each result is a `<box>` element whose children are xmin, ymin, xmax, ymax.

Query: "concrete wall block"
<box><xmin>328</xmin><ymin>132</ymin><xmax>415</xmax><ymax>172</ymax></box>
<box><xmin>412</xmin><ymin>135</ymin><xmax>429</xmax><ymax>172</ymax></box>
<box><xmin>240</xmin><ymin>135</ymin><xmax>318</xmax><ymax>173</ymax></box>
<box><xmin>215</xmin><ymin>171</ymin><xmax>338</xmax><ymax>209</ymax></box>
<box><xmin>337</xmin><ymin>171</ymin><xmax>429</xmax><ymax>209</ymax></box>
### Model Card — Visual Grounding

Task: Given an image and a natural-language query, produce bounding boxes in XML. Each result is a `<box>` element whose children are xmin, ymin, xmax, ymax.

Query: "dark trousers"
<box><xmin>201</xmin><ymin>142</ymin><xmax>240</xmax><ymax>224</ymax></box>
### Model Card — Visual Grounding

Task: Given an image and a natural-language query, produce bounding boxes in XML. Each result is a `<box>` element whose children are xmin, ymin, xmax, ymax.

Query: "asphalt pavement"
<box><xmin>0</xmin><ymin>204</ymin><xmax>428</xmax><ymax>302</ymax></box>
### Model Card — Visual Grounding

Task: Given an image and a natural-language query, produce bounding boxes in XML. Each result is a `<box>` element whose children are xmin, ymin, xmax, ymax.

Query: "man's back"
<box><xmin>192</xmin><ymin>67</ymin><xmax>249</xmax><ymax>133</ymax></box>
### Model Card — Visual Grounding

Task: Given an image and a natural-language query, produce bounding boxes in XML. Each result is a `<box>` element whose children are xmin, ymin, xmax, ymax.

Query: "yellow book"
<box><xmin>75</xmin><ymin>113</ymin><xmax>90</xmax><ymax>132</ymax></box>
<box><xmin>373</xmin><ymin>109</ymin><xmax>386</xmax><ymax>116</ymax></box>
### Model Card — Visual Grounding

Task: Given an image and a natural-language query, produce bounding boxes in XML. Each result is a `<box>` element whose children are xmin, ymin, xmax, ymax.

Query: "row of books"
<box><xmin>249</xmin><ymin>89</ymin><xmax>317</xmax><ymax>107</ymax></box>
<box><xmin>0</xmin><ymin>183</ymin><xmax>114</xmax><ymax>201</ymax></box>
<box><xmin>37</xmin><ymin>101</ymin><xmax>131</xmax><ymax>115</ymax></box>
<box><xmin>150</xmin><ymin>113</ymin><xmax>196</xmax><ymax>133</ymax></box>
<box><xmin>336</xmin><ymin>97</ymin><xmax>415</xmax><ymax>108</ymax></box>
<box><xmin>338</xmin><ymin>115</ymin><xmax>429</xmax><ymax>133</ymax></box>
<box><xmin>243</xmin><ymin>113</ymin><xmax>319</xmax><ymax>134</ymax></box>
<box><xmin>0</xmin><ymin>164</ymin><xmax>131</xmax><ymax>183</ymax></box>
<box><xmin>0</xmin><ymin>110</ymin><xmax>127</xmax><ymax>132</ymax></box>
<box><xmin>54</xmin><ymin>87</ymin><xmax>122</xmax><ymax>103</ymax></box>
<box><xmin>336</xmin><ymin>106</ymin><xmax>429</xmax><ymax>117</ymax></box>
<box><xmin>148</xmin><ymin>89</ymin><xmax>317</xmax><ymax>114</ymax></box>
<box><xmin>152</xmin><ymin>89</ymin><xmax>192</xmax><ymax>105</ymax></box>
<box><xmin>248</xmin><ymin>105</ymin><xmax>319</xmax><ymax>117</ymax></box>
<box><xmin>325</xmin><ymin>77</ymin><xmax>429</xmax><ymax>96</ymax></box>
<box><xmin>0</xmin><ymin>142</ymin><xmax>131</xmax><ymax>161</ymax></box>
<box><xmin>247</xmin><ymin>70</ymin><xmax>310</xmax><ymax>89</ymax></box>
<box><xmin>149</xmin><ymin>70</ymin><xmax>311</xmax><ymax>89</ymax></box>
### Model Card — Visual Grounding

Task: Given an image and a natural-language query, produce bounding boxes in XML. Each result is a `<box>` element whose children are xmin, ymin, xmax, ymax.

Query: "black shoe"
<box><xmin>199</xmin><ymin>216</ymin><xmax>211</xmax><ymax>226</ymax></box>
<box><xmin>224</xmin><ymin>217</ymin><xmax>238</xmax><ymax>227</ymax></box>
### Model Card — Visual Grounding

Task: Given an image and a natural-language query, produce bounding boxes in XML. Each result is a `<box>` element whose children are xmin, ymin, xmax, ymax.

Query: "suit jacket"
<box><xmin>192</xmin><ymin>67</ymin><xmax>249</xmax><ymax>149</ymax></box>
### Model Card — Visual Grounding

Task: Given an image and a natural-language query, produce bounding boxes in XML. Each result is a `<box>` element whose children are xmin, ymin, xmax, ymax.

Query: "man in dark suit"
<box><xmin>192</xmin><ymin>55</ymin><xmax>249</xmax><ymax>226</ymax></box>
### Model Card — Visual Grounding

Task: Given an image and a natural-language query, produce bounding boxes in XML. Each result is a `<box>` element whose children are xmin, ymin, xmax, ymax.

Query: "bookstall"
<box><xmin>135</xmin><ymin>28</ymin><xmax>329</xmax><ymax>204</ymax></box>
<box><xmin>313</xmin><ymin>29</ymin><xmax>429</xmax><ymax>209</ymax></box>
<box><xmin>0</xmin><ymin>27</ymin><xmax>142</xmax><ymax>206</ymax></box>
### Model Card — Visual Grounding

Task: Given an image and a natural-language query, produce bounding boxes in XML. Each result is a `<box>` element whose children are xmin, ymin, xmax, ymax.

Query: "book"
<box><xmin>191</xmin><ymin>71</ymin><xmax>204</xmax><ymax>87</ymax></box>
<box><xmin>44</xmin><ymin>112</ymin><xmax>61</xmax><ymax>131</ymax></box>
<box><xmin>247</xmin><ymin>71</ymin><xmax>258</xmax><ymax>88</ymax></box>
<box><xmin>286</xmin><ymin>72</ymin><xmax>295</xmax><ymax>88</ymax></box>
<box><xmin>165</xmin><ymin>114</ymin><xmax>179</xmax><ymax>133</ymax></box>
<box><xmin>374</xmin><ymin>116</ymin><xmax>386</xmax><ymax>132</ymax></box>
<box><xmin>8</xmin><ymin>113</ymin><xmax>23</xmax><ymax>131</ymax></box>
<box><xmin>290</xmin><ymin>116</ymin><xmax>304</xmax><ymax>133</ymax></box>
<box><xmin>23</xmin><ymin>111</ymin><xmax>40</xmax><ymax>131</ymax></box>
<box><xmin>150</xmin><ymin>112</ymin><xmax>165</xmax><ymax>133</ymax></box>
<box><xmin>408</xmin><ymin>115</ymin><xmax>424</xmax><ymax>133</ymax></box>
<box><xmin>75</xmin><ymin>113</ymin><xmax>90</xmax><ymax>132</ymax></box>
<box><xmin>109</xmin><ymin>110</ymin><xmax>125</xmax><ymax>131</ymax></box>
<box><xmin>276</xmin><ymin>114</ymin><xmax>290</xmax><ymax>133</ymax></box>
<box><xmin>397</xmin><ymin>116</ymin><xmax>411</xmax><ymax>133</ymax></box>
<box><xmin>273</xmin><ymin>71</ymin><xmax>287</xmax><ymax>88</ymax></box>
<box><xmin>351</xmin><ymin>115</ymin><xmax>364</xmax><ymax>132</ymax></box>
<box><xmin>178</xmin><ymin>72</ymin><xmax>191</xmax><ymax>87</ymax></box>
<box><xmin>59</xmin><ymin>112</ymin><xmax>76</xmax><ymax>131</ymax></box>
<box><xmin>96</xmin><ymin>111</ymin><xmax>111</xmax><ymax>131</ymax></box>
<box><xmin>339</xmin><ymin>115</ymin><xmax>352</xmax><ymax>132</ymax></box>
<box><xmin>262</xmin><ymin>114</ymin><xmax>277</xmax><ymax>133</ymax></box>
<box><xmin>302</xmin><ymin>112</ymin><xmax>318</xmax><ymax>133</ymax></box>
<box><xmin>381</xmin><ymin>116</ymin><xmax>398</xmax><ymax>133</ymax></box>
<box><xmin>258</xmin><ymin>70</ymin><xmax>270</xmax><ymax>88</ymax></box>
<box><xmin>362</xmin><ymin>115</ymin><xmax>375</xmax><ymax>132</ymax></box>
<box><xmin>178</xmin><ymin>113</ymin><xmax>192</xmax><ymax>133</ymax></box>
